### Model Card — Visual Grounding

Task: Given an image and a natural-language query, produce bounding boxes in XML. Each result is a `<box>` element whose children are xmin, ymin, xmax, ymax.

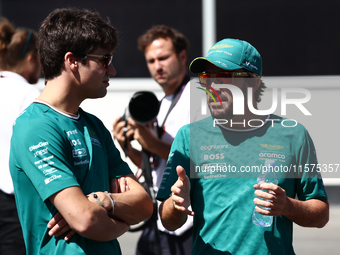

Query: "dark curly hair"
<box><xmin>38</xmin><ymin>8</ymin><xmax>118</xmax><ymax>80</ymax></box>
<box><xmin>137</xmin><ymin>25</ymin><xmax>189</xmax><ymax>55</ymax></box>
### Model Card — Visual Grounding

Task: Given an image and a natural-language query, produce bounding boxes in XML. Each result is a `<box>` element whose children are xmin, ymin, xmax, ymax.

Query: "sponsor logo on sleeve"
<box><xmin>34</xmin><ymin>155</ymin><xmax>54</xmax><ymax>165</ymax></box>
<box><xmin>44</xmin><ymin>174</ymin><xmax>62</xmax><ymax>184</ymax></box>
<box><xmin>33</xmin><ymin>148</ymin><xmax>49</xmax><ymax>158</ymax></box>
<box><xmin>43</xmin><ymin>167</ymin><xmax>57</xmax><ymax>176</ymax></box>
<box><xmin>29</xmin><ymin>141</ymin><xmax>49</xmax><ymax>151</ymax></box>
<box><xmin>38</xmin><ymin>161</ymin><xmax>54</xmax><ymax>170</ymax></box>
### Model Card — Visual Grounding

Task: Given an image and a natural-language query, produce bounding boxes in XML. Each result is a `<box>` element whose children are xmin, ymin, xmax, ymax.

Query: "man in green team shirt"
<box><xmin>9</xmin><ymin>8</ymin><xmax>153</xmax><ymax>255</ymax></box>
<box><xmin>156</xmin><ymin>38</ymin><xmax>329</xmax><ymax>254</ymax></box>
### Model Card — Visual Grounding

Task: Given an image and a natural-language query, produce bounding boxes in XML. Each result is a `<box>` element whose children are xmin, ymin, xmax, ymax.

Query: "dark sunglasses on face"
<box><xmin>198</xmin><ymin>71</ymin><xmax>249</xmax><ymax>86</ymax></box>
<box><xmin>86</xmin><ymin>53</ymin><xmax>113</xmax><ymax>69</ymax></box>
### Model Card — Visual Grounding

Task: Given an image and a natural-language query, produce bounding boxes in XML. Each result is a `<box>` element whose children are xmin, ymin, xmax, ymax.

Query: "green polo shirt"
<box><xmin>157</xmin><ymin>115</ymin><xmax>327</xmax><ymax>255</ymax></box>
<box><xmin>10</xmin><ymin>102</ymin><xmax>132</xmax><ymax>255</ymax></box>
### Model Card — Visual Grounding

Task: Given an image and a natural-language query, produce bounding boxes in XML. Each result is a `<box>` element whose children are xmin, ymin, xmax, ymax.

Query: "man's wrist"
<box><xmin>91</xmin><ymin>192</ymin><xmax>104</xmax><ymax>207</ymax></box>
<box><xmin>105</xmin><ymin>191</ymin><xmax>116</xmax><ymax>216</ymax></box>
<box><xmin>282</xmin><ymin>196</ymin><xmax>293</xmax><ymax>216</ymax></box>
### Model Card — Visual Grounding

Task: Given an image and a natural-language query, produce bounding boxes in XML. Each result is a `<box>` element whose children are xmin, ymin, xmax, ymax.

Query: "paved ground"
<box><xmin>293</xmin><ymin>204</ymin><xmax>340</xmax><ymax>255</ymax></box>
<box><xmin>118</xmin><ymin>204</ymin><xmax>340</xmax><ymax>255</ymax></box>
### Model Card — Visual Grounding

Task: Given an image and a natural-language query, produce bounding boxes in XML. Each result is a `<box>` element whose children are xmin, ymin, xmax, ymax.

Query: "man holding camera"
<box><xmin>113</xmin><ymin>25</ymin><xmax>193</xmax><ymax>255</ymax></box>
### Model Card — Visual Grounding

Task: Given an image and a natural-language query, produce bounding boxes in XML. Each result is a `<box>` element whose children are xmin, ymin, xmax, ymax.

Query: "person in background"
<box><xmin>0</xmin><ymin>17</ymin><xmax>41</xmax><ymax>255</ymax></box>
<box><xmin>113</xmin><ymin>25</ymin><xmax>193</xmax><ymax>255</ymax></box>
<box><xmin>9</xmin><ymin>8</ymin><xmax>153</xmax><ymax>255</ymax></box>
<box><xmin>156</xmin><ymin>38</ymin><xmax>329</xmax><ymax>255</ymax></box>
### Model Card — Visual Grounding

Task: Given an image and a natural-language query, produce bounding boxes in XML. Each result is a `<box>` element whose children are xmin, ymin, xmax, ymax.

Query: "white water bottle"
<box><xmin>252</xmin><ymin>159</ymin><xmax>278</xmax><ymax>227</ymax></box>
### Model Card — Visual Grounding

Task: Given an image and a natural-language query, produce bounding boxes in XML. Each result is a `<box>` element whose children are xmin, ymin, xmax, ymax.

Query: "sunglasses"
<box><xmin>86</xmin><ymin>53</ymin><xmax>113</xmax><ymax>69</ymax></box>
<box><xmin>198</xmin><ymin>71</ymin><xmax>249</xmax><ymax>86</ymax></box>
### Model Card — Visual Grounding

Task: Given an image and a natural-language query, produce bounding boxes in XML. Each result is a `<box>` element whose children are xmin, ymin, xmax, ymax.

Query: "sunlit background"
<box><xmin>1</xmin><ymin>1</ymin><xmax>339</xmax><ymax>254</ymax></box>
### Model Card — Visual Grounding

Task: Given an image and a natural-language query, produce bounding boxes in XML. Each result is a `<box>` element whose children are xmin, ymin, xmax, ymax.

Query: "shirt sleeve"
<box><xmin>103</xmin><ymin>127</ymin><xmax>132</xmax><ymax>179</ymax></box>
<box><xmin>11</xmin><ymin>118</ymin><xmax>80</xmax><ymax>202</ymax></box>
<box><xmin>295</xmin><ymin>129</ymin><xmax>328</xmax><ymax>201</ymax></box>
<box><xmin>156</xmin><ymin>125</ymin><xmax>191</xmax><ymax>201</ymax></box>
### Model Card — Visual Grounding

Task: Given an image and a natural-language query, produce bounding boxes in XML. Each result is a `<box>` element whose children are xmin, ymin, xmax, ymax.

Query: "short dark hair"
<box><xmin>137</xmin><ymin>25</ymin><xmax>189</xmax><ymax>55</ymax></box>
<box><xmin>38</xmin><ymin>8</ymin><xmax>118</xmax><ymax>80</ymax></box>
<box><xmin>0</xmin><ymin>17</ymin><xmax>38</xmax><ymax>70</ymax></box>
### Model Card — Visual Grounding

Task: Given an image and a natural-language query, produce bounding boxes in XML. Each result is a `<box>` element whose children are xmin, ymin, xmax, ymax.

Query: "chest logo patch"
<box><xmin>72</xmin><ymin>148</ymin><xmax>87</xmax><ymax>158</ymax></box>
<box><xmin>260</xmin><ymin>144</ymin><xmax>284</xmax><ymax>150</ymax></box>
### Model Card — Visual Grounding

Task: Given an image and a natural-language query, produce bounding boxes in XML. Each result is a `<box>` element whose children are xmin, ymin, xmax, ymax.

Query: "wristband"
<box><xmin>91</xmin><ymin>192</ymin><xmax>104</xmax><ymax>207</ymax></box>
<box><xmin>105</xmin><ymin>191</ymin><xmax>115</xmax><ymax>216</ymax></box>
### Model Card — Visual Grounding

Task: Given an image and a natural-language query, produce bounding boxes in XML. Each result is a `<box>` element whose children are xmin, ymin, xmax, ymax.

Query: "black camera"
<box><xmin>120</xmin><ymin>91</ymin><xmax>160</xmax><ymax>124</ymax></box>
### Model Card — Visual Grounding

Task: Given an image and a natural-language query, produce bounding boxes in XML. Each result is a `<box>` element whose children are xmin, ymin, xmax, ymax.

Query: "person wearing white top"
<box><xmin>113</xmin><ymin>25</ymin><xmax>194</xmax><ymax>255</ymax></box>
<box><xmin>0</xmin><ymin>17</ymin><xmax>41</xmax><ymax>255</ymax></box>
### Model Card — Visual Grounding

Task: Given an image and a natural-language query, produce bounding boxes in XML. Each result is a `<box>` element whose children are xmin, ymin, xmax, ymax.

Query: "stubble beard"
<box><xmin>208</xmin><ymin>100</ymin><xmax>234</xmax><ymax>120</ymax></box>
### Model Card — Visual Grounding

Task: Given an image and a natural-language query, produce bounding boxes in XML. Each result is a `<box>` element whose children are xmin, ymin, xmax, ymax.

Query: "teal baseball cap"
<box><xmin>189</xmin><ymin>38</ymin><xmax>262</xmax><ymax>76</ymax></box>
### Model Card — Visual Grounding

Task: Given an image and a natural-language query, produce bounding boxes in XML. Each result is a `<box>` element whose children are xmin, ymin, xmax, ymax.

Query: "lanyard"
<box><xmin>157</xmin><ymin>76</ymin><xmax>189</xmax><ymax>138</ymax></box>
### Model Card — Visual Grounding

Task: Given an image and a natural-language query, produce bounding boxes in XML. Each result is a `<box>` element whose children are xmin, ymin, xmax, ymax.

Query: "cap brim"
<box><xmin>189</xmin><ymin>57</ymin><xmax>242</xmax><ymax>73</ymax></box>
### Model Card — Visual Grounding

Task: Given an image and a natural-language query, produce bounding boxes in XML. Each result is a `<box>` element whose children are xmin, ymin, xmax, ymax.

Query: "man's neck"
<box><xmin>217</xmin><ymin>105</ymin><xmax>269</xmax><ymax>131</ymax></box>
<box><xmin>37</xmin><ymin>77</ymin><xmax>81</xmax><ymax>116</ymax></box>
<box><xmin>162</xmin><ymin>73</ymin><xmax>187</xmax><ymax>96</ymax></box>
<box><xmin>226</xmin><ymin>114</ymin><xmax>268</xmax><ymax>130</ymax></box>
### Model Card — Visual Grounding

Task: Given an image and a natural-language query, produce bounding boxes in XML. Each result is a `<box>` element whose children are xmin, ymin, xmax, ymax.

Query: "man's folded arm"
<box><xmin>49</xmin><ymin>186</ymin><xmax>129</xmax><ymax>242</ymax></box>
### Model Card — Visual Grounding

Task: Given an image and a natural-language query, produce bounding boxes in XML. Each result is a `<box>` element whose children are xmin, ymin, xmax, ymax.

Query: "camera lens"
<box><xmin>128</xmin><ymin>91</ymin><xmax>160</xmax><ymax>124</ymax></box>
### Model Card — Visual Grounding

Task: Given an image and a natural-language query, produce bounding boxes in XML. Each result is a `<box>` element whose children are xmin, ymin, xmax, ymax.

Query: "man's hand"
<box><xmin>128</xmin><ymin>118</ymin><xmax>158</xmax><ymax>151</ymax></box>
<box><xmin>110</xmin><ymin>177</ymin><xmax>130</xmax><ymax>193</ymax></box>
<box><xmin>170</xmin><ymin>166</ymin><xmax>194</xmax><ymax>216</ymax></box>
<box><xmin>253</xmin><ymin>183</ymin><xmax>288</xmax><ymax>216</ymax></box>
<box><xmin>47</xmin><ymin>212</ymin><xmax>76</xmax><ymax>242</ymax></box>
<box><xmin>112</xmin><ymin>117</ymin><xmax>143</xmax><ymax>167</ymax></box>
<box><xmin>159</xmin><ymin>165</ymin><xmax>193</xmax><ymax>231</ymax></box>
<box><xmin>253</xmin><ymin>182</ymin><xmax>329</xmax><ymax>227</ymax></box>
<box><xmin>112</xmin><ymin>116</ymin><xmax>135</xmax><ymax>151</ymax></box>
<box><xmin>128</xmin><ymin>118</ymin><xmax>171</xmax><ymax>160</ymax></box>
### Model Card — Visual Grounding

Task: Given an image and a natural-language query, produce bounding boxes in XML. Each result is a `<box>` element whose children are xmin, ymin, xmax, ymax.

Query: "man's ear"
<box><xmin>64</xmin><ymin>52</ymin><xmax>78</xmax><ymax>71</ymax></box>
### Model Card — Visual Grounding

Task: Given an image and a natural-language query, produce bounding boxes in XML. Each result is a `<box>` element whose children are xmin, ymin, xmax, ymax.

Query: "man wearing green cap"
<box><xmin>156</xmin><ymin>38</ymin><xmax>329</xmax><ymax>254</ymax></box>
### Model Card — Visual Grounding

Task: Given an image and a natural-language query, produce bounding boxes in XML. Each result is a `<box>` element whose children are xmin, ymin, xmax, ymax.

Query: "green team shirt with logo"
<box><xmin>10</xmin><ymin>102</ymin><xmax>132</xmax><ymax>255</ymax></box>
<box><xmin>157</xmin><ymin>115</ymin><xmax>327</xmax><ymax>255</ymax></box>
